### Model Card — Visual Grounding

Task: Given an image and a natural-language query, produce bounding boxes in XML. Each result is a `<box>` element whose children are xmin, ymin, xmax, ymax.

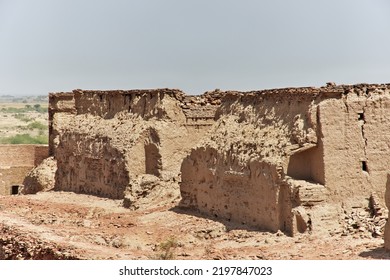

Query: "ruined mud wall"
<box><xmin>50</xmin><ymin>89</ymin><xmax>220</xmax><ymax>199</ymax></box>
<box><xmin>180</xmin><ymin>84</ymin><xmax>390</xmax><ymax>235</ymax></box>
<box><xmin>0</xmin><ymin>145</ymin><xmax>49</xmax><ymax>196</ymax></box>
<box><xmin>180</xmin><ymin>88</ymin><xmax>329</xmax><ymax>234</ymax></box>
<box><xmin>48</xmin><ymin>92</ymin><xmax>76</xmax><ymax>156</ymax></box>
<box><xmin>320</xmin><ymin>84</ymin><xmax>390</xmax><ymax>205</ymax></box>
<box><xmin>49</xmin><ymin>84</ymin><xmax>390</xmax><ymax>236</ymax></box>
<box><xmin>0</xmin><ymin>145</ymin><xmax>48</xmax><ymax>167</ymax></box>
<box><xmin>385</xmin><ymin>174</ymin><xmax>390</xmax><ymax>250</ymax></box>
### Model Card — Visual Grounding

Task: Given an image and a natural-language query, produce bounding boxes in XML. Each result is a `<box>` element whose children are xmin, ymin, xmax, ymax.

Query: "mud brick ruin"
<box><xmin>48</xmin><ymin>89</ymin><xmax>219</xmax><ymax>201</ymax></box>
<box><xmin>0</xmin><ymin>144</ymin><xmax>48</xmax><ymax>195</ymax></box>
<box><xmin>13</xmin><ymin>83</ymin><xmax>389</xmax><ymax>246</ymax></box>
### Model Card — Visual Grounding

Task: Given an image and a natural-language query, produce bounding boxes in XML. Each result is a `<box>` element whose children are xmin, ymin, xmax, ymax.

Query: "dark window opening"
<box><xmin>11</xmin><ymin>185</ymin><xmax>19</xmax><ymax>195</ymax></box>
<box><xmin>362</xmin><ymin>161</ymin><xmax>368</xmax><ymax>172</ymax></box>
<box><xmin>144</xmin><ymin>143</ymin><xmax>162</xmax><ymax>176</ymax></box>
<box><xmin>358</xmin><ymin>113</ymin><xmax>365</xmax><ymax>121</ymax></box>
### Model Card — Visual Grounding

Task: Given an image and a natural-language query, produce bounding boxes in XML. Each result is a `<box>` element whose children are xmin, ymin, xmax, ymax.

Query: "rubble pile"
<box><xmin>342</xmin><ymin>193</ymin><xmax>388</xmax><ymax>238</ymax></box>
<box><xmin>0</xmin><ymin>224</ymin><xmax>76</xmax><ymax>260</ymax></box>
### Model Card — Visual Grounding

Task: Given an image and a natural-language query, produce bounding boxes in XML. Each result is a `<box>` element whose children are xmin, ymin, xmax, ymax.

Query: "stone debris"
<box><xmin>342</xmin><ymin>197</ymin><xmax>388</xmax><ymax>238</ymax></box>
<box><xmin>0</xmin><ymin>225</ymin><xmax>76</xmax><ymax>260</ymax></box>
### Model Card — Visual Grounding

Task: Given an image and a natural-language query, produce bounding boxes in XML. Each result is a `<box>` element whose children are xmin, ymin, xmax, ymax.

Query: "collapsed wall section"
<box><xmin>180</xmin><ymin>83</ymin><xmax>390</xmax><ymax>236</ymax></box>
<box><xmin>180</xmin><ymin>88</ymin><xmax>329</xmax><ymax>234</ymax></box>
<box><xmin>47</xmin><ymin>84</ymin><xmax>390</xmax><ymax>237</ymax></box>
<box><xmin>181</xmin><ymin>147</ymin><xmax>290</xmax><ymax>232</ymax></box>
<box><xmin>55</xmin><ymin>133</ymin><xmax>129</xmax><ymax>199</ymax></box>
<box><xmin>49</xmin><ymin>89</ymin><xmax>220</xmax><ymax>200</ymax></box>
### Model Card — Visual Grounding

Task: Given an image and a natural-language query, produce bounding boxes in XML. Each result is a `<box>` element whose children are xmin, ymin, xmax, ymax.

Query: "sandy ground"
<box><xmin>1</xmin><ymin>191</ymin><xmax>389</xmax><ymax>260</ymax></box>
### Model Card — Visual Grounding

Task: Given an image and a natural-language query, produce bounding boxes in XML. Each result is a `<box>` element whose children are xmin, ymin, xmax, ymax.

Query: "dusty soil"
<box><xmin>1</xmin><ymin>191</ymin><xmax>389</xmax><ymax>260</ymax></box>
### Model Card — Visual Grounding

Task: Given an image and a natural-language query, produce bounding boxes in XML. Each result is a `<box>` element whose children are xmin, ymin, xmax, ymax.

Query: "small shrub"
<box><xmin>14</xmin><ymin>113</ymin><xmax>31</xmax><ymax>122</ymax></box>
<box><xmin>157</xmin><ymin>236</ymin><xmax>178</xmax><ymax>260</ymax></box>
<box><xmin>26</xmin><ymin>121</ymin><xmax>47</xmax><ymax>130</ymax></box>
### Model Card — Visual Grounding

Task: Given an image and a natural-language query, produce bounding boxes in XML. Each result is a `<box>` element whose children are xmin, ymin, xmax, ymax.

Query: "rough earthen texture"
<box><xmin>47</xmin><ymin>84</ymin><xmax>390</xmax><ymax>237</ymax></box>
<box><xmin>49</xmin><ymin>89</ymin><xmax>219</xmax><ymax>199</ymax></box>
<box><xmin>3</xmin><ymin>83</ymin><xmax>390</xmax><ymax>259</ymax></box>
<box><xmin>180</xmin><ymin>84</ymin><xmax>390</xmax><ymax>236</ymax></box>
<box><xmin>0</xmin><ymin>145</ymin><xmax>48</xmax><ymax>195</ymax></box>
<box><xmin>385</xmin><ymin>174</ymin><xmax>390</xmax><ymax>250</ymax></box>
<box><xmin>21</xmin><ymin>157</ymin><xmax>57</xmax><ymax>194</ymax></box>
<box><xmin>0</xmin><ymin>224</ymin><xmax>77</xmax><ymax>260</ymax></box>
<box><xmin>0</xmin><ymin>192</ymin><xmax>389</xmax><ymax>260</ymax></box>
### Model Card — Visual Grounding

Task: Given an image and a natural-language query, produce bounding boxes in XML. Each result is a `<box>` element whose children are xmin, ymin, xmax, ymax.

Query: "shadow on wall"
<box><xmin>145</xmin><ymin>143</ymin><xmax>161</xmax><ymax>177</ymax></box>
<box><xmin>287</xmin><ymin>146</ymin><xmax>323</xmax><ymax>184</ymax></box>
<box><xmin>143</xmin><ymin>128</ymin><xmax>162</xmax><ymax>177</ymax></box>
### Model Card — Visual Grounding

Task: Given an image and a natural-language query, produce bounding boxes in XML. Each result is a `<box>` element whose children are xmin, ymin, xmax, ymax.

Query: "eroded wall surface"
<box><xmin>320</xmin><ymin>85</ymin><xmax>390</xmax><ymax>205</ymax></box>
<box><xmin>50</xmin><ymin>89</ymin><xmax>220</xmax><ymax>199</ymax></box>
<box><xmin>385</xmin><ymin>174</ymin><xmax>390</xmax><ymax>250</ymax></box>
<box><xmin>180</xmin><ymin>88</ymin><xmax>327</xmax><ymax>234</ymax></box>
<box><xmin>180</xmin><ymin>84</ymin><xmax>390</xmax><ymax>235</ymax></box>
<box><xmin>49</xmin><ymin>84</ymin><xmax>390</xmax><ymax>236</ymax></box>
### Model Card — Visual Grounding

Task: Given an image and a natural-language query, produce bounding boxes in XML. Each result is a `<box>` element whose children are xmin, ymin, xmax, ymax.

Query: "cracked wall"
<box><xmin>49</xmin><ymin>89</ymin><xmax>220</xmax><ymax>200</ymax></box>
<box><xmin>180</xmin><ymin>84</ymin><xmax>390</xmax><ymax>235</ymax></box>
<box><xmin>47</xmin><ymin>84</ymin><xmax>390</xmax><ymax>237</ymax></box>
<box><xmin>180</xmin><ymin>88</ymin><xmax>327</xmax><ymax>235</ymax></box>
<box><xmin>320</xmin><ymin>85</ymin><xmax>390</xmax><ymax>205</ymax></box>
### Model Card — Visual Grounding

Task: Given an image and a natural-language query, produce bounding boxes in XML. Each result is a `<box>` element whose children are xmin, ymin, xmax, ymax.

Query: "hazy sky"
<box><xmin>1</xmin><ymin>0</ymin><xmax>390</xmax><ymax>95</ymax></box>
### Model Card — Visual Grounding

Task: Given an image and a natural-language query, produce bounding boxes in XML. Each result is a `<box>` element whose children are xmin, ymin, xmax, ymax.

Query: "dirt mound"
<box><xmin>21</xmin><ymin>157</ymin><xmax>56</xmax><ymax>194</ymax></box>
<box><xmin>0</xmin><ymin>224</ymin><xmax>76</xmax><ymax>260</ymax></box>
<box><xmin>123</xmin><ymin>174</ymin><xmax>181</xmax><ymax>210</ymax></box>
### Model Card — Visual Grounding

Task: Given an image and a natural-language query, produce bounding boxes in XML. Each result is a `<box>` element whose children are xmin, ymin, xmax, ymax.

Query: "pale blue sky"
<box><xmin>0</xmin><ymin>0</ymin><xmax>390</xmax><ymax>95</ymax></box>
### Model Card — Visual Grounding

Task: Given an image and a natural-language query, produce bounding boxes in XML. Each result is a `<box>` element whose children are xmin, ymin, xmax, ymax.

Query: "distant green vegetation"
<box><xmin>26</xmin><ymin>121</ymin><xmax>47</xmax><ymax>130</ymax></box>
<box><xmin>0</xmin><ymin>134</ymin><xmax>48</xmax><ymax>144</ymax></box>
<box><xmin>0</xmin><ymin>104</ymin><xmax>47</xmax><ymax>114</ymax></box>
<box><xmin>14</xmin><ymin>113</ymin><xmax>32</xmax><ymax>122</ymax></box>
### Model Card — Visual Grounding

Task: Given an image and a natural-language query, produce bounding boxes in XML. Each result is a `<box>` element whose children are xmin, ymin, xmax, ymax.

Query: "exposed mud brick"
<box><xmin>0</xmin><ymin>145</ymin><xmax>48</xmax><ymax>196</ymax></box>
<box><xmin>49</xmin><ymin>89</ymin><xmax>217</xmax><ymax>200</ymax></box>
<box><xmin>180</xmin><ymin>83</ymin><xmax>390</xmax><ymax>236</ymax></box>
<box><xmin>46</xmin><ymin>84</ymin><xmax>390</xmax><ymax>238</ymax></box>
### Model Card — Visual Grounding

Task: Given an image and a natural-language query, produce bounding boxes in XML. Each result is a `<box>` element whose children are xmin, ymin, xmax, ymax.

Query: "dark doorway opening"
<box><xmin>11</xmin><ymin>185</ymin><xmax>19</xmax><ymax>195</ymax></box>
<box><xmin>362</xmin><ymin>161</ymin><xmax>368</xmax><ymax>172</ymax></box>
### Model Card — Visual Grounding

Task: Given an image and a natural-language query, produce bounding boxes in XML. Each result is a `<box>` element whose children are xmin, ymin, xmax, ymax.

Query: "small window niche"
<box><xmin>361</xmin><ymin>161</ymin><xmax>369</xmax><ymax>173</ymax></box>
<box><xmin>358</xmin><ymin>112</ymin><xmax>365</xmax><ymax>121</ymax></box>
<box><xmin>11</xmin><ymin>185</ymin><xmax>19</xmax><ymax>195</ymax></box>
